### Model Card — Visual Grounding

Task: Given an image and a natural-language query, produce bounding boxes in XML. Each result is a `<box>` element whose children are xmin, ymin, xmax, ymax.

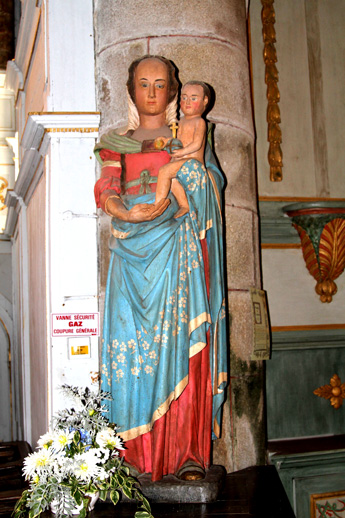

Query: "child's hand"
<box><xmin>172</xmin><ymin>148</ymin><xmax>185</xmax><ymax>158</ymax></box>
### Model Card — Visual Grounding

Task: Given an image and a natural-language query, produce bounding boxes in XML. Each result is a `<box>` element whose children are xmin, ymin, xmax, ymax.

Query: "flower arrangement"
<box><xmin>13</xmin><ymin>385</ymin><xmax>153</xmax><ymax>518</ymax></box>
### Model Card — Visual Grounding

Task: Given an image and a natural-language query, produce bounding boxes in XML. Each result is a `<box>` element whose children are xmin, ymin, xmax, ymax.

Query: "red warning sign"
<box><xmin>51</xmin><ymin>313</ymin><xmax>100</xmax><ymax>337</ymax></box>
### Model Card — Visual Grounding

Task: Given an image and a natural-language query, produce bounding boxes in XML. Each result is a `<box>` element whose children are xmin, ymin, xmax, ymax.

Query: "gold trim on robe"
<box><xmin>199</xmin><ymin>219</ymin><xmax>213</xmax><ymax>240</ymax></box>
<box><xmin>102</xmin><ymin>160</ymin><xmax>121</xmax><ymax>168</ymax></box>
<box><xmin>119</xmin><ymin>374</ymin><xmax>189</xmax><ymax>442</ymax></box>
<box><xmin>111</xmin><ymin>227</ymin><xmax>130</xmax><ymax>239</ymax></box>
<box><xmin>207</xmin><ymin>169</ymin><xmax>222</xmax><ymax>223</ymax></box>
<box><xmin>189</xmin><ymin>312</ymin><xmax>212</xmax><ymax>335</ymax></box>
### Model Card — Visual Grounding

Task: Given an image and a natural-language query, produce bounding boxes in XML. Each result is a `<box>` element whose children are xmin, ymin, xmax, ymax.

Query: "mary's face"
<box><xmin>134</xmin><ymin>58</ymin><xmax>169</xmax><ymax>117</ymax></box>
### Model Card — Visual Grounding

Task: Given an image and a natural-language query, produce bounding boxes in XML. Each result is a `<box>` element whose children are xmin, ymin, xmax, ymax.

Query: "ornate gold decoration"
<box><xmin>45</xmin><ymin>128</ymin><xmax>99</xmax><ymax>133</ymax></box>
<box><xmin>314</xmin><ymin>374</ymin><xmax>345</xmax><ymax>409</ymax></box>
<box><xmin>0</xmin><ymin>177</ymin><xmax>9</xmax><ymax>211</ymax></box>
<box><xmin>310</xmin><ymin>491</ymin><xmax>345</xmax><ymax>518</ymax></box>
<box><xmin>294</xmin><ymin>218</ymin><xmax>345</xmax><ymax>302</ymax></box>
<box><xmin>261</xmin><ymin>0</ymin><xmax>283</xmax><ymax>182</ymax></box>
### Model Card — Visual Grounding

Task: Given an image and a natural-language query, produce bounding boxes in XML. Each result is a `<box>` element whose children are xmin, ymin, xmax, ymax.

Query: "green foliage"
<box><xmin>134</xmin><ymin>490</ymin><xmax>154</xmax><ymax>518</ymax></box>
<box><xmin>110</xmin><ymin>490</ymin><xmax>120</xmax><ymax>505</ymax></box>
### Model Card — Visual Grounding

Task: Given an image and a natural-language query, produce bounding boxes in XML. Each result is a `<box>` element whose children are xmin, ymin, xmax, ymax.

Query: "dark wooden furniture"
<box><xmin>0</xmin><ymin>442</ymin><xmax>31</xmax><ymax>517</ymax></box>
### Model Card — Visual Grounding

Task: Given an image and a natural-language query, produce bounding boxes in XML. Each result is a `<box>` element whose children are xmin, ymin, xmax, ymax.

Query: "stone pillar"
<box><xmin>94</xmin><ymin>0</ymin><xmax>265</xmax><ymax>472</ymax></box>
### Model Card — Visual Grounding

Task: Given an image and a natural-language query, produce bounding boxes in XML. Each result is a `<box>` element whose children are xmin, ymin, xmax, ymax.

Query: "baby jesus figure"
<box><xmin>154</xmin><ymin>81</ymin><xmax>210</xmax><ymax>218</ymax></box>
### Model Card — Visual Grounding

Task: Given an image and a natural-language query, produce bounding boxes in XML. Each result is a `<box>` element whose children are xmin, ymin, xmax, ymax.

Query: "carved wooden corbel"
<box><xmin>284</xmin><ymin>202</ymin><xmax>345</xmax><ymax>303</ymax></box>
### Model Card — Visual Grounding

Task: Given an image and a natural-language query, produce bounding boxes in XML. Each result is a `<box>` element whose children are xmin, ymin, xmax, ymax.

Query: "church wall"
<box><xmin>251</xmin><ymin>0</ymin><xmax>345</xmax><ymax>198</ymax></box>
<box><xmin>48</xmin><ymin>133</ymin><xmax>99</xmax><ymax>415</ymax></box>
<box><xmin>251</xmin><ymin>0</ymin><xmax>316</xmax><ymax>197</ymax></box>
<box><xmin>5</xmin><ymin>0</ymin><xmax>99</xmax><ymax>444</ymax></box>
<box><xmin>4</xmin><ymin>1</ymin><xmax>49</xmax><ymax>444</ymax></box>
<box><xmin>262</xmin><ymin>249</ymin><xmax>345</xmax><ymax>327</ymax></box>
<box><xmin>34</xmin><ymin>0</ymin><xmax>98</xmax><ymax>422</ymax></box>
<box><xmin>24</xmin><ymin>18</ymin><xmax>46</xmax><ymax>115</ymax></box>
<box><xmin>318</xmin><ymin>1</ymin><xmax>345</xmax><ymax>195</ymax></box>
<box><xmin>250</xmin><ymin>5</ymin><xmax>345</xmax><ymax>511</ymax></box>
<box><xmin>0</xmin><ymin>240</ymin><xmax>13</xmax><ymax>441</ymax></box>
<box><xmin>249</xmin><ymin>0</ymin><xmax>345</xmax><ymax>444</ymax></box>
<box><xmin>0</xmin><ymin>71</ymin><xmax>16</xmax><ymax>231</ymax></box>
<box><xmin>46</xmin><ymin>0</ymin><xmax>96</xmax><ymax>112</ymax></box>
<box><xmin>0</xmin><ymin>241</ymin><xmax>12</xmax><ymax>303</ymax></box>
<box><xmin>11</xmin><ymin>214</ymin><xmax>28</xmax><ymax>443</ymax></box>
<box><xmin>0</xmin><ymin>313</ymin><xmax>11</xmax><ymax>440</ymax></box>
<box><xmin>26</xmin><ymin>172</ymin><xmax>48</xmax><ymax>447</ymax></box>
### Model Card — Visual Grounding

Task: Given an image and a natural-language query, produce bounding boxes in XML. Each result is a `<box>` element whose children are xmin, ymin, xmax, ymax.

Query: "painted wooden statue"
<box><xmin>94</xmin><ymin>55</ymin><xmax>227</xmax><ymax>481</ymax></box>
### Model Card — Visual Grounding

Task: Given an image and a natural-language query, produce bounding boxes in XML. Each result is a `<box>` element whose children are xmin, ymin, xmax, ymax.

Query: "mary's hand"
<box><xmin>127</xmin><ymin>198</ymin><xmax>170</xmax><ymax>223</ymax></box>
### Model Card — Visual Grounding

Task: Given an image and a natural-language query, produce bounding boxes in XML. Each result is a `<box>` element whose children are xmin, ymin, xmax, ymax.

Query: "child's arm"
<box><xmin>172</xmin><ymin>118</ymin><xmax>206</xmax><ymax>158</ymax></box>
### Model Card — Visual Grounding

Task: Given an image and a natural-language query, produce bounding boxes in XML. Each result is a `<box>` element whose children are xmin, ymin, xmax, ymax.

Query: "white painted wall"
<box><xmin>250</xmin><ymin>0</ymin><xmax>345</xmax><ymax>198</ymax></box>
<box><xmin>262</xmin><ymin>248</ymin><xmax>345</xmax><ymax>327</ymax></box>
<box><xmin>47</xmin><ymin>0</ymin><xmax>96</xmax><ymax>112</ymax></box>
<box><xmin>48</xmin><ymin>131</ymin><xmax>99</xmax><ymax>415</ymax></box>
<box><xmin>0</xmin><ymin>72</ymin><xmax>15</xmax><ymax>233</ymax></box>
<box><xmin>0</xmin><ymin>240</ymin><xmax>13</xmax><ymax>441</ymax></box>
<box><xmin>5</xmin><ymin>0</ymin><xmax>100</xmax><ymax>444</ymax></box>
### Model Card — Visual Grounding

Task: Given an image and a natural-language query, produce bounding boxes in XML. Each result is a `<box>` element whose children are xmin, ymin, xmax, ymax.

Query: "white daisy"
<box><xmin>37</xmin><ymin>431</ymin><xmax>55</xmax><ymax>449</ymax></box>
<box><xmin>96</xmin><ymin>428</ymin><xmax>125</xmax><ymax>450</ymax></box>
<box><xmin>97</xmin><ymin>466</ymin><xmax>110</xmax><ymax>481</ymax></box>
<box><xmin>52</xmin><ymin>429</ymin><xmax>75</xmax><ymax>452</ymax></box>
<box><xmin>73</xmin><ymin>451</ymin><xmax>100</xmax><ymax>482</ymax></box>
<box><xmin>23</xmin><ymin>448</ymin><xmax>56</xmax><ymax>479</ymax></box>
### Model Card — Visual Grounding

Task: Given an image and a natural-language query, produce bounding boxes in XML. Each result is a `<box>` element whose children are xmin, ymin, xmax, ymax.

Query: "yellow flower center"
<box><xmin>36</xmin><ymin>456</ymin><xmax>48</xmax><ymax>467</ymax></box>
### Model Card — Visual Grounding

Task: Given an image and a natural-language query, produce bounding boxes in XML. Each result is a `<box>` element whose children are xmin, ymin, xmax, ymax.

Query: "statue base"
<box><xmin>137</xmin><ymin>465</ymin><xmax>226</xmax><ymax>503</ymax></box>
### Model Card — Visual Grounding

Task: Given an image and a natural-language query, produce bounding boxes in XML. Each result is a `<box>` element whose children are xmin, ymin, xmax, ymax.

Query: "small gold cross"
<box><xmin>170</xmin><ymin>122</ymin><xmax>178</xmax><ymax>139</ymax></box>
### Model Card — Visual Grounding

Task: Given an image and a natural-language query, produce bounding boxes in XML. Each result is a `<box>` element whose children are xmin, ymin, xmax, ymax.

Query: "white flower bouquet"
<box><xmin>13</xmin><ymin>385</ymin><xmax>153</xmax><ymax>518</ymax></box>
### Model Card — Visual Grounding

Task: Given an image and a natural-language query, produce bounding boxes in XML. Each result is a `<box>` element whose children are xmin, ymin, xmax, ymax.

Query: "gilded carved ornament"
<box><xmin>314</xmin><ymin>374</ymin><xmax>345</xmax><ymax>409</ymax></box>
<box><xmin>284</xmin><ymin>203</ymin><xmax>345</xmax><ymax>302</ymax></box>
<box><xmin>261</xmin><ymin>0</ymin><xmax>283</xmax><ymax>181</ymax></box>
<box><xmin>0</xmin><ymin>177</ymin><xmax>8</xmax><ymax>211</ymax></box>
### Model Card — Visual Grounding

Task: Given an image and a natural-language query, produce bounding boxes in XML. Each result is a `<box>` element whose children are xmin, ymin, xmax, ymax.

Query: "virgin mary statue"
<box><xmin>94</xmin><ymin>55</ymin><xmax>227</xmax><ymax>481</ymax></box>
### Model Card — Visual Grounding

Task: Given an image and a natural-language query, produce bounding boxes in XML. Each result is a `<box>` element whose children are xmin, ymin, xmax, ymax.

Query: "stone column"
<box><xmin>94</xmin><ymin>0</ymin><xmax>265</xmax><ymax>472</ymax></box>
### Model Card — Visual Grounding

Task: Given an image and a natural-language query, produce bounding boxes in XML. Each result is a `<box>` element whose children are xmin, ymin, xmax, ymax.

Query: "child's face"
<box><xmin>180</xmin><ymin>85</ymin><xmax>208</xmax><ymax>117</ymax></box>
